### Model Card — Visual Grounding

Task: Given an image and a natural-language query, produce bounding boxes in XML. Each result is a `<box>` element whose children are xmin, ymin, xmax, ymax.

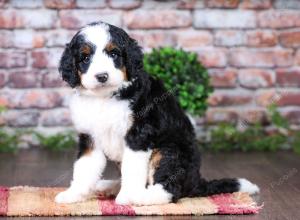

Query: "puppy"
<box><xmin>55</xmin><ymin>21</ymin><xmax>259</xmax><ymax>206</ymax></box>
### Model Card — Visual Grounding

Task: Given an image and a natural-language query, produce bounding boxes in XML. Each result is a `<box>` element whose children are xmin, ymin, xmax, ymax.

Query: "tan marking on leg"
<box><xmin>83</xmin><ymin>147</ymin><xmax>93</xmax><ymax>156</ymax></box>
<box><xmin>148</xmin><ymin>149</ymin><xmax>162</xmax><ymax>186</ymax></box>
<box><xmin>79</xmin><ymin>134</ymin><xmax>94</xmax><ymax>157</ymax></box>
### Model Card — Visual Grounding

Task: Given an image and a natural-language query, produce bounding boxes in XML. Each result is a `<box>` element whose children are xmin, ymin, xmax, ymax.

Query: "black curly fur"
<box><xmin>59</xmin><ymin>21</ymin><xmax>241</xmax><ymax>202</ymax></box>
<box><xmin>107</xmin><ymin>23</ymin><xmax>241</xmax><ymax>202</ymax></box>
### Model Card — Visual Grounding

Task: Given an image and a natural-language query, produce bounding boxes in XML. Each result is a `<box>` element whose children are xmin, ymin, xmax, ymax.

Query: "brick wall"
<box><xmin>0</xmin><ymin>0</ymin><xmax>300</xmax><ymax>137</ymax></box>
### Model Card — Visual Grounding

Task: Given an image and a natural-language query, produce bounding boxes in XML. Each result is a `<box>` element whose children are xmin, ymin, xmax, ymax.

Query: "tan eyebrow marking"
<box><xmin>121</xmin><ymin>66</ymin><xmax>128</xmax><ymax>81</ymax></box>
<box><xmin>105</xmin><ymin>42</ymin><xmax>117</xmax><ymax>52</ymax></box>
<box><xmin>81</xmin><ymin>44</ymin><xmax>91</xmax><ymax>54</ymax></box>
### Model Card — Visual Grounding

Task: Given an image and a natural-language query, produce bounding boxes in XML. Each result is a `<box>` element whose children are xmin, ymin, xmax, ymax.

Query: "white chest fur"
<box><xmin>69</xmin><ymin>93</ymin><xmax>133</xmax><ymax>161</ymax></box>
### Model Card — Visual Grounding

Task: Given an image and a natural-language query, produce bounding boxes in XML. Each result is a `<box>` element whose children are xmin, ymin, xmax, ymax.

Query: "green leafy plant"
<box><xmin>0</xmin><ymin>104</ymin><xmax>77</xmax><ymax>152</ymax></box>
<box><xmin>0</xmin><ymin>130</ymin><xmax>19</xmax><ymax>153</ymax></box>
<box><xmin>34</xmin><ymin>132</ymin><xmax>76</xmax><ymax>152</ymax></box>
<box><xmin>209</xmin><ymin>123</ymin><xmax>287</xmax><ymax>152</ymax></box>
<box><xmin>267</xmin><ymin>104</ymin><xmax>289</xmax><ymax>129</ymax></box>
<box><xmin>0</xmin><ymin>106</ymin><xmax>19</xmax><ymax>153</ymax></box>
<box><xmin>0</xmin><ymin>105</ymin><xmax>6</xmax><ymax>113</ymax></box>
<box><xmin>291</xmin><ymin>131</ymin><xmax>300</xmax><ymax>154</ymax></box>
<box><xmin>144</xmin><ymin>47</ymin><xmax>213</xmax><ymax>116</ymax></box>
<box><xmin>208</xmin><ymin>105</ymin><xmax>299</xmax><ymax>153</ymax></box>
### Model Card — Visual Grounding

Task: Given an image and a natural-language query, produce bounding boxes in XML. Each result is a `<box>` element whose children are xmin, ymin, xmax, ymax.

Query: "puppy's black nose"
<box><xmin>95</xmin><ymin>73</ymin><xmax>108</xmax><ymax>83</ymax></box>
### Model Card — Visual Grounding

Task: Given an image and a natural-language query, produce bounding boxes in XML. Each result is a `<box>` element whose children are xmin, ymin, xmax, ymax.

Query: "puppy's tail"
<box><xmin>195</xmin><ymin>178</ymin><xmax>259</xmax><ymax>196</ymax></box>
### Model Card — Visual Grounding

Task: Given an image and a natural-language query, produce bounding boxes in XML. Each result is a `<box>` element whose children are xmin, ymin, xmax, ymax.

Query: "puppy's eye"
<box><xmin>82</xmin><ymin>56</ymin><xmax>90</xmax><ymax>64</ymax></box>
<box><xmin>110</xmin><ymin>52</ymin><xmax>119</xmax><ymax>59</ymax></box>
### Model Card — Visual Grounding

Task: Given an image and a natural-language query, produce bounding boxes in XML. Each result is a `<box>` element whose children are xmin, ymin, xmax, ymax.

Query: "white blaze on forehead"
<box><xmin>78</xmin><ymin>23</ymin><xmax>126</xmax><ymax>97</ymax></box>
<box><xmin>80</xmin><ymin>23</ymin><xmax>110</xmax><ymax>49</ymax></box>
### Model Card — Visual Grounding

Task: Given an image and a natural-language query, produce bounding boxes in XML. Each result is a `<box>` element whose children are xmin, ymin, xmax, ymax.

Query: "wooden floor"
<box><xmin>0</xmin><ymin>148</ymin><xmax>299</xmax><ymax>220</ymax></box>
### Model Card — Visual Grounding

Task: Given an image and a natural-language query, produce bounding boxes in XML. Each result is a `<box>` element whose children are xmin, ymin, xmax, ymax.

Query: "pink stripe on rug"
<box><xmin>209</xmin><ymin>193</ymin><xmax>260</xmax><ymax>214</ymax></box>
<box><xmin>99</xmin><ymin>199</ymin><xmax>135</xmax><ymax>216</ymax></box>
<box><xmin>0</xmin><ymin>186</ymin><xmax>9</xmax><ymax>216</ymax></box>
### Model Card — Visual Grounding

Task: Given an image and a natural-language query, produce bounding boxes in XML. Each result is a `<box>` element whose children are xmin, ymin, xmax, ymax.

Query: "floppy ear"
<box><xmin>59</xmin><ymin>44</ymin><xmax>81</xmax><ymax>88</ymax></box>
<box><xmin>125</xmin><ymin>38</ymin><xmax>144</xmax><ymax>79</ymax></box>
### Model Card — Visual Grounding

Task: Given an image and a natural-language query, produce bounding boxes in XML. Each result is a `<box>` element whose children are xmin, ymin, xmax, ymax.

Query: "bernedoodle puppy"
<box><xmin>55</xmin><ymin>21</ymin><xmax>259</xmax><ymax>206</ymax></box>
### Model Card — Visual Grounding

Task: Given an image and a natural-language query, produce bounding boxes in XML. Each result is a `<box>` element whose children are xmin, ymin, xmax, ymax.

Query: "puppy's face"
<box><xmin>59</xmin><ymin>22</ymin><xmax>142</xmax><ymax>97</ymax></box>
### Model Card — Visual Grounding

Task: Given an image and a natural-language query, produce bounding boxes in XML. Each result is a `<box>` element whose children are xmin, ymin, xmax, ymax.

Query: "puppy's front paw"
<box><xmin>115</xmin><ymin>191</ymin><xmax>130</xmax><ymax>205</ymax></box>
<box><xmin>55</xmin><ymin>190</ymin><xmax>86</xmax><ymax>204</ymax></box>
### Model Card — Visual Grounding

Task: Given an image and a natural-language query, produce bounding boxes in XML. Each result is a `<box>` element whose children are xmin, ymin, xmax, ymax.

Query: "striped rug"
<box><xmin>0</xmin><ymin>186</ymin><xmax>261</xmax><ymax>216</ymax></box>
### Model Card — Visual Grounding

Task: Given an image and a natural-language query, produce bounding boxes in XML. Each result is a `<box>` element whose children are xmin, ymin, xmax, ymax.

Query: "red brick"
<box><xmin>41</xmin><ymin>109</ymin><xmax>72</xmax><ymax>126</ymax></box>
<box><xmin>0</xmin><ymin>30</ymin><xmax>13</xmax><ymax>48</ymax></box>
<box><xmin>128</xmin><ymin>32</ymin><xmax>144</xmax><ymax>44</ymax></box>
<box><xmin>205</xmin><ymin>108</ymin><xmax>238</xmax><ymax>124</ymax></box>
<box><xmin>271</xmin><ymin>50</ymin><xmax>293</xmax><ymax>67</ymax></box>
<box><xmin>13</xmin><ymin>30</ymin><xmax>45</xmax><ymax>48</ymax></box>
<box><xmin>0</xmin><ymin>92</ymin><xmax>8</xmax><ymax>107</ymax></box>
<box><xmin>240</xmin><ymin>0</ymin><xmax>272</xmax><ymax>9</ymax></box>
<box><xmin>214</xmin><ymin>30</ymin><xmax>245</xmax><ymax>46</ymax></box>
<box><xmin>274</xmin><ymin>0</ymin><xmax>300</xmax><ymax>9</ymax></box>
<box><xmin>9</xmin><ymin>71</ymin><xmax>40</xmax><ymax>88</ymax></box>
<box><xmin>259</xmin><ymin>10</ymin><xmax>300</xmax><ymax>28</ymax></box>
<box><xmin>0</xmin><ymin>71</ymin><xmax>6</xmax><ymax>88</ymax></box>
<box><xmin>31</xmin><ymin>49</ymin><xmax>63</xmax><ymax>68</ymax></box>
<box><xmin>208</xmin><ymin>91</ymin><xmax>252</xmax><ymax>106</ymax></box>
<box><xmin>0</xmin><ymin>51</ymin><xmax>26</xmax><ymax>68</ymax></box>
<box><xmin>42</xmin><ymin>71</ymin><xmax>65</xmax><ymax>88</ymax></box>
<box><xmin>0</xmin><ymin>0</ymin><xmax>8</xmax><ymax>8</ymax></box>
<box><xmin>281</xmin><ymin>108</ymin><xmax>300</xmax><ymax>124</ymax></box>
<box><xmin>238</xmin><ymin>69</ymin><xmax>275</xmax><ymax>89</ymax></box>
<box><xmin>205</xmin><ymin>0</ymin><xmax>239</xmax><ymax>8</ymax></box>
<box><xmin>246</xmin><ymin>30</ymin><xmax>278</xmax><ymax>47</ymax></box>
<box><xmin>44</xmin><ymin>0</ymin><xmax>76</xmax><ymax>9</ymax></box>
<box><xmin>277</xmin><ymin>92</ymin><xmax>300</xmax><ymax>106</ymax></box>
<box><xmin>177</xmin><ymin>0</ymin><xmax>205</xmax><ymax>9</ymax></box>
<box><xmin>197</xmin><ymin>48</ymin><xmax>227</xmax><ymax>68</ymax></box>
<box><xmin>177</xmin><ymin>30</ymin><xmax>212</xmax><ymax>48</ymax></box>
<box><xmin>296</xmin><ymin>50</ymin><xmax>300</xmax><ymax>65</ymax></box>
<box><xmin>209</xmin><ymin>69</ymin><xmax>237</xmax><ymax>88</ymax></box>
<box><xmin>76</xmin><ymin>0</ymin><xmax>106</xmax><ymax>8</ymax></box>
<box><xmin>0</xmin><ymin>9</ymin><xmax>23</xmax><ymax>28</ymax></box>
<box><xmin>11</xmin><ymin>0</ymin><xmax>43</xmax><ymax>8</ymax></box>
<box><xmin>109</xmin><ymin>0</ymin><xmax>141</xmax><ymax>9</ymax></box>
<box><xmin>279</xmin><ymin>30</ymin><xmax>300</xmax><ymax>48</ymax></box>
<box><xmin>60</xmin><ymin>10</ymin><xmax>122</xmax><ymax>29</ymax></box>
<box><xmin>255</xmin><ymin>90</ymin><xmax>276</xmax><ymax>106</ymax></box>
<box><xmin>124</xmin><ymin>10</ymin><xmax>192</xmax><ymax>29</ymax></box>
<box><xmin>194</xmin><ymin>10</ymin><xmax>256</xmax><ymax>28</ymax></box>
<box><xmin>130</xmin><ymin>31</ymin><xmax>176</xmax><ymax>48</ymax></box>
<box><xmin>276</xmin><ymin>69</ymin><xmax>300</xmax><ymax>87</ymax></box>
<box><xmin>256</xmin><ymin>90</ymin><xmax>300</xmax><ymax>106</ymax></box>
<box><xmin>45</xmin><ymin>30</ymin><xmax>76</xmax><ymax>47</ymax></box>
<box><xmin>229</xmin><ymin>49</ymin><xmax>293</xmax><ymax>68</ymax></box>
<box><xmin>4</xmin><ymin>110</ymin><xmax>40</xmax><ymax>127</ymax></box>
<box><xmin>239</xmin><ymin>109</ymin><xmax>268</xmax><ymax>124</ymax></box>
<box><xmin>32</xmin><ymin>51</ymin><xmax>47</xmax><ymax>68</ymax></box>
<box><xmin>176</xmin><ymin>0</ymin><xmax>205</xmax><ymax>9</ymax></box>
<box><xmin>0</xmin><ymin>9</ymin><xmax>57</xmax><ymax>29</ymax></box>
<box><xmin>142</xmin><ymin>32</ymin><xmax>176</xmax><ymax>48</ymax></box>
<box><xmin>0</xmin><ymin>90</ymin><xmax>63</xmax><ymax>109</ymax></box>
<box><xmin>142</xmin><ymin>1</ymin><xmax>179</xmax><ymax>9</ymax></box>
